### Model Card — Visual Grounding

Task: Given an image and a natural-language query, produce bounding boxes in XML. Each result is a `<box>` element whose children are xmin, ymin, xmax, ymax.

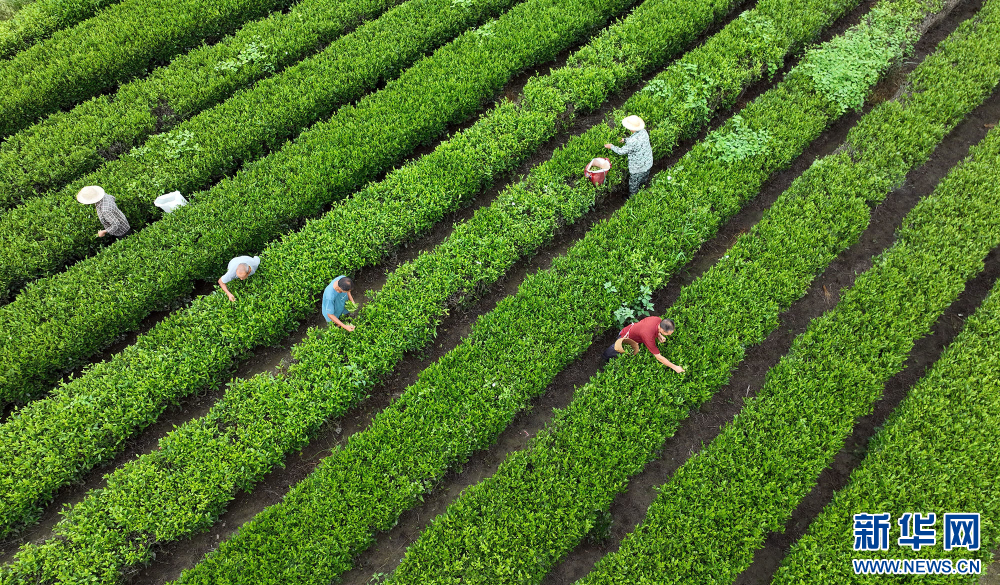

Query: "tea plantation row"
<box><xmin>775</xmin><ymin>263</ymin><xmax>1000</xmax><ymax>584</ymax></box>
<box><xmin>0</xmin><ymin>0</ymin><xmax>711</xmax><ymax>548</ymax></box>
<box><xmin>0</xmin><ymin>0</ymin><xmax>640</xmax><ymax>404</ymax></box>
<box><xmin>382</xmin><ymin>0</ymin><xmax>991</xmax><ymax>580</ymax></box>
<box><xmin>0</xmin><ymin>0</ymin><xmax>415</xmax><ymax>212</ymax></box>
<box><xmin>0</xmin><ymin>0</ymin><xmax>121</xmax><ymax>58</ymax></box>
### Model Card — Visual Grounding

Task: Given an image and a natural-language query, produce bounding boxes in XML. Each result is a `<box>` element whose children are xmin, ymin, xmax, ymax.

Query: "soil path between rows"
<box><xmin>120</xmin><ymin>2</ymin><xmax>764</xmax><ymax>577</ymax></box>
<box><xmin>539</xmin><ymin>1</ymin><xmax>999</xmax><ymax>582</ymax></box>
<box><xmin>0</xmin><ymin>37</ymin><xmax>583</xmax><ymax>562</ymax></box>
<box><xmin>113</xmin><ymin>0</ymin><xmax>788</xmax><ymax>581</ymax></box>
<box><xmin>257</xmin><ymin>0</ymin><xmax>941</xmax><ymax>581</ymax></box>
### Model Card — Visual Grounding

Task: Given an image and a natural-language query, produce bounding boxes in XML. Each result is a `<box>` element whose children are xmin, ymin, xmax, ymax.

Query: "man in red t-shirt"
<box><xmin>601</xmin><ymin>315</ymin><xmax>684</xmax><ymax>373</ymax></box>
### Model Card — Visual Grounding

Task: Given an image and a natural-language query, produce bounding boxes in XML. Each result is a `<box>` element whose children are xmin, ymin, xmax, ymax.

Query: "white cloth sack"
<box><xmin>154</xmin><ymin>191</ymin><xmax>188</xmax><ymax>213</ymax></box>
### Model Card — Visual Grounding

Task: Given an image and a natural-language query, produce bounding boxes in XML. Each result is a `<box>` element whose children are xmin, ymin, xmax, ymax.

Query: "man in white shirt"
<box><xmin>218</xmin><ymin>255</ymin><xmax>260</xmax><ymax>302</ymax></box>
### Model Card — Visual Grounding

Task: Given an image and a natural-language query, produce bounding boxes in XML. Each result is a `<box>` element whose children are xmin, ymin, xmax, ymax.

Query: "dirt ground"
<box><xmin>542</xmin><ymin>0</ymin><xmax>1000</xmax><ymax>582</ymax></box>
<box><xmin>3</xmin><ymin>0</ymin><xmax>998</xmax><ymax>581</ymax></box>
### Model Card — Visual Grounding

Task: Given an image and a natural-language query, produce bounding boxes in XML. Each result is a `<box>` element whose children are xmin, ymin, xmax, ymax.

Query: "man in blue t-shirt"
<box><xmin>322</xmin><ymin>275</ymin><xmax>356</xmax><ymax>332</ymax></box>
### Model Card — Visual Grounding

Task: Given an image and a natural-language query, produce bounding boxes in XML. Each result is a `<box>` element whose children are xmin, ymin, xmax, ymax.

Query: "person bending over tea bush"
<box><xmin>323</xmin><ymin>275</ymin><xmax>357</xmax><ymax>332</ymax></box>
<box><xmin>602</xmin><ymin>315</ymin><xmax>684</xmax><ymax>373</ymax></box>
<box><xmin>76</xmin><ymin>185</ymin><xmax>130</xmax><ymax>238</ymax></box>
<box><xmin>217</xmin><ymin>255</ymin><xmax>260</xmax><ymax>303</ymax></box>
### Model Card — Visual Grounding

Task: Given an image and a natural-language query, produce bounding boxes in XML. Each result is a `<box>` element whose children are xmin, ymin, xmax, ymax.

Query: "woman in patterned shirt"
<box><xmin>604</xmin><ymin>115</ymin><xmax>653</xmax><ymax>195</ymax></box>
<box><xmin>76</xmin><ymin>185</ymin><xmax>130</xmax><ymax>238</ymax></box>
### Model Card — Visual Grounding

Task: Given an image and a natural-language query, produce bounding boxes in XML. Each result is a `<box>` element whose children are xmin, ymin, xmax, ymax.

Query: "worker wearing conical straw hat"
<box><xmin>604</xmin><ymin>115</ymin><xmax>653</xmax><ymax>195</ymax></box>
<box><xmin>601</xmin><ymin>315</ymin><xmax>684</xmax><ymax>373</ymax></box>
<box><xmin>76</xmin><ymin>185</ymin><xmax>130</xmax><ymax>238</ymax></box>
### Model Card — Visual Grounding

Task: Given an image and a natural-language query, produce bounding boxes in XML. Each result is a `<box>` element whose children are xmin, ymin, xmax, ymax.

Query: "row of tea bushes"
<box><xmin>0</xmin><ymin>0</ymin><xmax>295</xmax><ymax>137</ymax></box>
<box><xmin>0</xmin><ymin>0</ymin><xmax>639</xmax><ymax>404</ymax></box>
<box><xmin>0</xmin><ymin>0</ymin><xmax>423</xmax><ymax>212</ymax></box>
<box><xmin>0</xmin><ymin>0</ymin><xmax>652</xmax><ymax>543</ymax></box>
<box><xmin>0</xmin><ymin>0</ymin><xmax>122</xmax><ymax>58</ymax></box>
<box><xmin>773</xmin><ymin>272</ymin><xmax>1000</xmax><ymax>584</ymax></box>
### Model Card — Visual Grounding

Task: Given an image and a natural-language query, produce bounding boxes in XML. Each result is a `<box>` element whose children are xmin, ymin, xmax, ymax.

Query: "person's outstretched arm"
<box><xmin>606</xmin><ymin>140</ymin><xmax>633</xmax><ymax>155</ymax></box>
<box><xmin>328</xmin><ymin>313</ymin><xmax>355</xmax><ymax>332</ymax></box>
<box><xmin>654</xmin><ymin>353</ymin><xmax>684</xmax><ymax>373</ymax></box>
<box><xmin>218</xmin><ymin>278</ymin><xmax>235</xmax><ymax>302</ymax></box>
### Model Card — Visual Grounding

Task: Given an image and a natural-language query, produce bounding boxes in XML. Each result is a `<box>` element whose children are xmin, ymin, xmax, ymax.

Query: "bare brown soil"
<box><xmin>541</xmin><ymin>1</ymin><xmax>1000</xmax><ymax>583</ymax></box>
<box><xmin>984</xmin><ymin>560</ymin><xmax>1000</xmax><ymax>584</ymax></box>
<box><xmin>0</xmin><ymin>39</ymin><xmax>579</xmax><ymax>563</ymax></box>
<box><xmin>128</xmin><ymin>1</ymin><xmax>1000</xmax><ymax>583</ymax></box>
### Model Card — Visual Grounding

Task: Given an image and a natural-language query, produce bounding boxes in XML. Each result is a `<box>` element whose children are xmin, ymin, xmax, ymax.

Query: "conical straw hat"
<box><xmin>621</xmin><ymin>115</ymin><xmax>645</xmax><ymax>132</ymax></box>
<box><xmin>76</xmin><ymin>185</ymin><xmax>106</xmax><ymax>204</ymax></box>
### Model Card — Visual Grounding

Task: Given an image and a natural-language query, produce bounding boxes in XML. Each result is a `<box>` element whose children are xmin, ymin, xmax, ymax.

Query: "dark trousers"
<box><xmin>629</xmin><ymin>169</ymin><xmax>651</xmax><ymax>195</ymax></box>
<box><xmin>602</xmin><ymin>339</ymin><xmax>622</xmax><ymax>362</ymax></box>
